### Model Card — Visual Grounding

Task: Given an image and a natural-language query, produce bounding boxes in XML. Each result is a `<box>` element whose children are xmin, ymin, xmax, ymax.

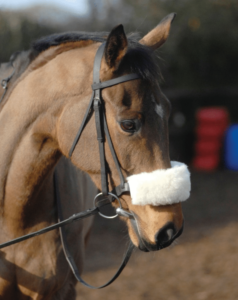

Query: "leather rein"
<box><xmin>0</xmin><ymin>43</ymin><xmax>141</xmax><ymax>289</ymax></box>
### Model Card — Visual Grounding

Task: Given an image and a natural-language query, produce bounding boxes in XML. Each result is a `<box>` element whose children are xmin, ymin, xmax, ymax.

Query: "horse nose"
<box><xmin>155</xmin><ymin>222</ymin><xmax>176</xmax><ymax>248</ymax></box>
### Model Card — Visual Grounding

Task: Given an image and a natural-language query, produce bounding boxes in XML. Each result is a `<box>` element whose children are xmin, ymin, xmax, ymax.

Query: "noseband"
<box><xmin>0</xmin><ymin>43</ymin><xmax>141</xmax><ymax>289</ymax></box>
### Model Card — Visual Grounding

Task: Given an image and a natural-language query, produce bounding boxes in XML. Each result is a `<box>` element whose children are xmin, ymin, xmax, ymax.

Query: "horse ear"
<box><xmin>104</xmin><ymin>24</ymin><xmax>128</xmax><ymax>69</ymax></box>
<box><xmin>140</xmin><ymin>13</ymin><xmax>176</xmax><ymax>50</ymax></box>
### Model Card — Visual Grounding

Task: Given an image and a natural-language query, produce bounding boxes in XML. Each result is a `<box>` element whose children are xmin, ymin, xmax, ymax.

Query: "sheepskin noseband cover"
<box><xmin>127</xmin><ymin>161</ymin><xmax>191</xmax><ymax>206</ymax></box>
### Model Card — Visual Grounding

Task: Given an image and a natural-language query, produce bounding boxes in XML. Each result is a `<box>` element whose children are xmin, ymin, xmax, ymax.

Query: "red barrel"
<box><xmin>192</xmin><ymin>107</ymin><xmax>229</xmax><ymax>171</ymax></box>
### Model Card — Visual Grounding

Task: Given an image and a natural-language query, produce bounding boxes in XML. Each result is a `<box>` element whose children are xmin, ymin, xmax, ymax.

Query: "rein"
<box><xmin>0</xmin><ymin>43</ymin><xmax>141</xmax><ymax>289</ymax></box>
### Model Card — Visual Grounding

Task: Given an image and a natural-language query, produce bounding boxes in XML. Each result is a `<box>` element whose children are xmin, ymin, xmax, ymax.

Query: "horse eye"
<box><xmin>120</xmin><ymin>120</ymin><xmax>138</xmax><ymax>133</ymax></box>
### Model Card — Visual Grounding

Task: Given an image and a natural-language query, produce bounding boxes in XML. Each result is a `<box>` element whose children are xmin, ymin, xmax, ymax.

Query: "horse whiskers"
<box><xmin>168</xmin><ymin>238</ymin><xmax>179</xmax><ymax>250</ymax></box>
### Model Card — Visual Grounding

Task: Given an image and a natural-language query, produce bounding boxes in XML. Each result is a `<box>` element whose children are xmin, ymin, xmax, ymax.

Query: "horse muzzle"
<box><xmin>120</xmin><ymin>209</ymin><xmax>184</xmax><ymax>252</ymax></box>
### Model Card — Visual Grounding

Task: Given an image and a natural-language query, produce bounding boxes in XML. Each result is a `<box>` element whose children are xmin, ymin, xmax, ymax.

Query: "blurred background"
<box><xmin>0</xmin><ymin>0</ymin><xmax>238</xmax><ymax>299</ymax></box>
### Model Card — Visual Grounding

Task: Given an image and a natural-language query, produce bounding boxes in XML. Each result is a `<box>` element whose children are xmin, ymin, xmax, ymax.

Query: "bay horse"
<box><xmin>0</xmin><ymin>13</ymin><xmax>189</xmax><ymax>299</ymax></box>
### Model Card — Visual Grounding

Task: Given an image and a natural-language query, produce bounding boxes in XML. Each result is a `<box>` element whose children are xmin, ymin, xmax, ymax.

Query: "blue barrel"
<box><xmin>224</xmin><ymin>124</ymin><xmax>238</xmax><ymax>170</ymax></box>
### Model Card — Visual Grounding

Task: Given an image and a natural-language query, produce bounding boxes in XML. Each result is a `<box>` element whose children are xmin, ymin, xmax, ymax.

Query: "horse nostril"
<box><xmin>166</xmin><ymin>228</ymin><xmax>174</xmax><ymax>240</ymax></box>
<box><xmin>155</xmin><ymin>222</ymin><xmax>176</xmax><ymax>246</ymax></box>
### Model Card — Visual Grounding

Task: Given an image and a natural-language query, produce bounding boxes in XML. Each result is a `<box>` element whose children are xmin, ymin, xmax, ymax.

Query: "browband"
<box><xmin>92</xmin><ymin>73</ymin><xmax>140</xmax><ymax>90</ymax></box>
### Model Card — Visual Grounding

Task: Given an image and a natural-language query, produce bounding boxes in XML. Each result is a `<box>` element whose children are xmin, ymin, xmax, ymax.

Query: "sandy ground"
<box><xmin>76</xmin><ymin>171</ymin><xmax>238</xmax><ymax>300</ymax></box>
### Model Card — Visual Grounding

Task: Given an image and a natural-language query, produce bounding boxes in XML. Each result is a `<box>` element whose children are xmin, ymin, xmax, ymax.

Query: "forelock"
<box><xmin>116</xmin><ymin>33</ymin><xmax>160</xmax><ymax>85</ymax></box>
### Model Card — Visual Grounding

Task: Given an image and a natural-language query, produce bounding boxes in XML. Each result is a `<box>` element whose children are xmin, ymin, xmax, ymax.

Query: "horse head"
<box><xmin>57</xmin><ymin>13</ymin><xmax>189</xmax><ymax>252</ymax></box>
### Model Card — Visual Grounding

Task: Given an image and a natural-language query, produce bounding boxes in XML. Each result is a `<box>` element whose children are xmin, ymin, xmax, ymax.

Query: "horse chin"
<box><xmin>137</xmin><ymin>233</ymin><xmax>181</xmax><ymax>252</ymax></box>
<box><xmin>134</xmin><ymin>236</ymin><xmax>176</xmax><ymax>252</ymax></box>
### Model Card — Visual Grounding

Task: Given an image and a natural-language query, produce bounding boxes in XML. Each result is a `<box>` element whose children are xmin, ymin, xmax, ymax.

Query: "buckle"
<box><xmin>1</xmin><ymin>80</ymin><xmax>7</xmax><ymax>89</ymax></box>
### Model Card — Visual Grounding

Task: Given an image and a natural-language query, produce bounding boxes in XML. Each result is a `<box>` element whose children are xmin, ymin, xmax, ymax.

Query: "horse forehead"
<box><xmin>122</xmin><ymin>88</ymin><xmax>163</xmax><ymax>115</ymax></box>
<box><xmin>105</xmin><ymin>80</ymin><xmax>164</xmax><ymax>114</ymax></box>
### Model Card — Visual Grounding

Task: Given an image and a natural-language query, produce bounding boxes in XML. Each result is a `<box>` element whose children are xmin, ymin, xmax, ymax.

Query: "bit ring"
<box><xmin>94</xmin><ymin>192</ymin><xmax>122</xmax><ymax>219</ymax></box>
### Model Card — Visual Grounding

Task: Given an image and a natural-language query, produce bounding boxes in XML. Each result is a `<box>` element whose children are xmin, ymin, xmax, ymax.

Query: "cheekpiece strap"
<box><xmin>93</xmin><ymin>43</ymin><xmax>105</xmax><ymax>100</ymax></box>
<box><xmin>92</xmin><ymin>43</ymin><xmax>108</xmax><ymax>194</ymax></box>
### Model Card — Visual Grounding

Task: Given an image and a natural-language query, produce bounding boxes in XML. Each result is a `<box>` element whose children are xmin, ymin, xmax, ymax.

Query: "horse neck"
<box><xmin>0</xmin><ymin>44</ymin><xmax>95</xmax><ymax>221</ymax></box>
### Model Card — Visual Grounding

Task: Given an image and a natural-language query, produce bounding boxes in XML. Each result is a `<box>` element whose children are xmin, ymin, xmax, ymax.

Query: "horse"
<box><xmin>0</xmin><ymin>13</ymin><xmax>189</xmax><ymax>299</ymax></box>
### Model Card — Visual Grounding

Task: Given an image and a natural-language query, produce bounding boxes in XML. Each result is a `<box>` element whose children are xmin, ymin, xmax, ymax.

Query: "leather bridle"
<box><xmin>69</xmin><ymin>42</ymin><xmax>140</xmax><ymax>198</ymax></box>
<box><xmin>0</xmin><ymin>43</ymin><xmax>142</xmax><ymax>289</ymax></box>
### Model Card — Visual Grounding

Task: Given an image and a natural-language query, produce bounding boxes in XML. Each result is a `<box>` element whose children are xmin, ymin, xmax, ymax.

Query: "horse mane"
<box><xmin>32</xmin><ymin>31</ymin><xmax>108</xmax><ymax>52</ymax></box>
<box><xmin>32</xmin><ymin>31</ymin><xmax>160</xmax><ymax>83</ymax></box>
<box><xmin>0</xmin><ymin>30</ymin><xmax>159</xmax><ymax>110</ymax></box>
